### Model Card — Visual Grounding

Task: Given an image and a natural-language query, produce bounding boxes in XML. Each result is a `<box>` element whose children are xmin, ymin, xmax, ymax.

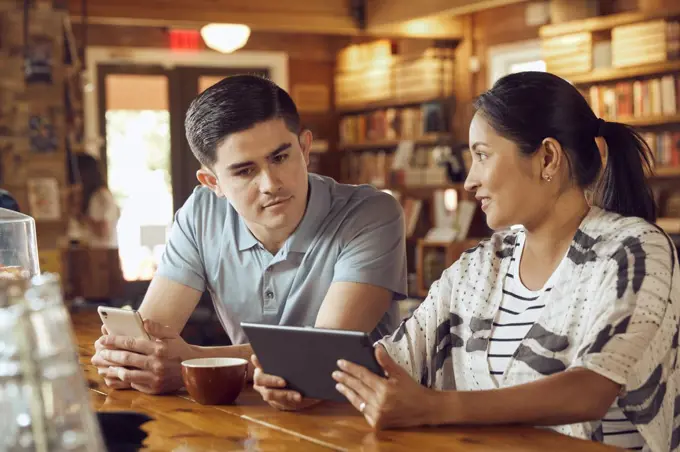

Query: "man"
<box><xmin>91</xmin><ymin>75</ymin><xmax>407</xmax><ymax>404</ymax></box>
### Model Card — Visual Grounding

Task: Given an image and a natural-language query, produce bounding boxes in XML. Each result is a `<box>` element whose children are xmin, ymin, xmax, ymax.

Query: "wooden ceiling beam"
<box><xmin>67</xmin><ymin>0</ymin><xmax>466</xmax><ymax>38</ymax></box>
<box><xmin>68</xmin><ymin>0</ymin><xmax>359</xmax><ymax>35</ymax></box>
<box><xmin>365</xmin><ymin>0</ymin><xmax>527</xmax><ymax>28</ymax></box>
<box><xmin>365</xmin><ymin>16</ymin><xmax>464</xmax><ymax>39</ymax></box>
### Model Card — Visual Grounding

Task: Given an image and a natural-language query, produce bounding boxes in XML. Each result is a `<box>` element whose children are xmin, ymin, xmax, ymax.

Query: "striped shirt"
<box><xmin>489</xmin><ymin>231</ymin><xmax>645</xmax><ymax>451</ymax></box>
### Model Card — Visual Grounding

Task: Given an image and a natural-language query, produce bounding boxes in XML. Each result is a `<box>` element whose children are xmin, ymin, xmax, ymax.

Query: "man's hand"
<box><xmin>91</xmin><ymin>320</ymin><xmax>196</xmax><ymax>394</ymax></box>
<box><xmin>251</xmin><ymin>355</ymin><xmax>320</xmax><ymax>411</ymax></box>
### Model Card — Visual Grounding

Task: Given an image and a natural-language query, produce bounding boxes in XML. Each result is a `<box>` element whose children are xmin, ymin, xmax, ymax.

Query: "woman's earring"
<box><xmin>543</xmin><ymin>174</ymin><xmax>552</xmax><ymax>182</ymax></box>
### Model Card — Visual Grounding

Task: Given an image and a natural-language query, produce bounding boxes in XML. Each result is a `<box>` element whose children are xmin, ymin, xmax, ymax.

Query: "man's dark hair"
<box><xmin>185</xmin><ymin>74</ymin><xmax>301</xmax><ymax>168</ymax></box>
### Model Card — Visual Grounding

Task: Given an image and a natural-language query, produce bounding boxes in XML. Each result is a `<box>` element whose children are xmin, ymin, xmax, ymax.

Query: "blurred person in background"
<box><xmin>69</xmin><ymin>153</ymin><xmax>120</xmax><ymax>248</ymax></box>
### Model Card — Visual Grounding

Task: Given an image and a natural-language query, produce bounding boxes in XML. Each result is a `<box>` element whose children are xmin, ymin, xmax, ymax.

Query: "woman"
<box><xmin>336</xmin><ymin>71</ymin><xmax>680</xmax><ymax>450</ymax></box>
<box><xmin>70</xmin><ymin>153</ymin><xmax>120</xmax><ymax>248</ymax></box>
<box><xmin>255</xmin><ymin>72</ymin><xmax>679</xmax><ymax>451</ymax></box>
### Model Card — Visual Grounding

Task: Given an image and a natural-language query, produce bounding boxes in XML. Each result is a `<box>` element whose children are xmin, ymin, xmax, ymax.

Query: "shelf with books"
<box><xmin>608</xmin><ymin>114</ymin><xmax>680</xmax><ymax>127</ymax></box>
<box><xmin>569</xmin><ymin>60</ymin><xmax>680</xmax><ymax>85</ymax></box>
<box><xmin>653</xmin><ymin>166</ymin><xmax>680</xmax><ymax>178</ymax></box>
<box><xmin>337</xmin><ymin>95</ymin><xmax>452</xmax><ymax>114</ymax></box>
<box><xmin>339</xmin><ymin>134</ymin><xmax>450</xmax><ymax>151</ymax></box>
<box><xmin>539</xmin><ymin>5</ymin><xmax>680</xmax><ymax>38</ymax></box>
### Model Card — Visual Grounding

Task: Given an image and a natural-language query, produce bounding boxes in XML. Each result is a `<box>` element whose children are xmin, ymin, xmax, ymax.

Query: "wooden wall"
<box><xmin>468</xmin><ymin>0</ymin><xmax>646</xmax><ymax>97</ymax></box>
<box><xmin>72</xmin><ymin>23</ymin><xmax>345</xmax><ymax>177</ymax></box>
<box><xmin>471</xmin><ymin>2</ymin><xmax>543</xmax><ymax>97</ymax></box>
<box><xmin>447</xmin><ymin>0</ymin><xmax>655</xmax><ymax>139</ymax></box>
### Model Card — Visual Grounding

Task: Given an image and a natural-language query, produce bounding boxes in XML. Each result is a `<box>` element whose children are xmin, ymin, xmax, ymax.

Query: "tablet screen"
<box><xmin>242</xmin><ymin>323</ymin><xmax>384</xmax><ymax>402</ymax></box>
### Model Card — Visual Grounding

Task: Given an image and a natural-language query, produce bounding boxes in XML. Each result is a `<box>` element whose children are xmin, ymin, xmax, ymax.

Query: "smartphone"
<box><xmin>97</xmin><ymin>306</ymin><xmax>150</xmax><ymax>339</ymax></box>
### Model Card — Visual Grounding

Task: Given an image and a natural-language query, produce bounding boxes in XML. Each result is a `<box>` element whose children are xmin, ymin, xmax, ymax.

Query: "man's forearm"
<box><xmin>189</xmin><ymin>344</ymin><xmax>255</xmax><ymax>379</ymax></box>
<box><xmin>427</xmin><ymin>368</ymin><xmax>620</xmax><ymax>427</ymax></box>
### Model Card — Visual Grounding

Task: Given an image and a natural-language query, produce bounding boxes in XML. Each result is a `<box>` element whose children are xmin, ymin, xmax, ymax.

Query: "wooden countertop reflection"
<box><xmin>71</xmin><ymin>309</ymin><xmax>622</xmax><ymax>451</ymax></box>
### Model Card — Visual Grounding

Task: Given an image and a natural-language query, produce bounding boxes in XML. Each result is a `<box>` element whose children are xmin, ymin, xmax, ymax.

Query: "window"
<box><xmin>488</xmin><ymin>40</ymin><xmax>546</xmax><ymax>88</ymax></box>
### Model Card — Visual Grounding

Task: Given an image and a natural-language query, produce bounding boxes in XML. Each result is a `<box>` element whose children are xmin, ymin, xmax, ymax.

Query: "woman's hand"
<box><xmin>251</xmin><ymin>354</ymin><xmax>321</xmax><ymax>411</ymax></box>
<box><xmin>333</xmin><ymin>345</ymin><xmax>438</xmax><ymax>429</ymax></box>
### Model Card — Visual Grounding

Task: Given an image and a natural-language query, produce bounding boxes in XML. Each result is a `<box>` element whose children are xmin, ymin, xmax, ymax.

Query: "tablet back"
<box><xmin>242</xmin><ymin>323</ymin><xmax>384</xmax><ymax>402</ymax></box>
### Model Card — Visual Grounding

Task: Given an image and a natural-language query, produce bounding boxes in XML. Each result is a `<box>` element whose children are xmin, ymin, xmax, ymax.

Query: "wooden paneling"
<box><xmin>539</xmin><ymin>2</ymin><xmax>680</xmax><ymax>38</ymax></box>
<box><xmin>473</xmin><ymin>2</ymin><xmax>541</xmax><ymax>47</ymax></box>
<box><xmin>68</xmin><ymin>0</ymin><xmax>358</xmax><ymax>35</ymax></box>
<box><xmin>289</xmin><ymin>58</ymin><xmax>341</xmax><ymax>180</ymax></box>
<box><xmin>68</xmin><ymin>0</ymin><xmax>465</xmax><ymax>38</ymax></box>
<box><xmin>72</xmin><ymin>24</ymin><xmax>346</xmax><ymax>62</ymax></box>
<box><xmin>365</xmin><ymin>0</ymin><xmax>525</xmax><ymax>27</ymax></box>
<box><xmin>599</xmin><ymin>0</ymin><xmax>640</xmax><ymax>15</ymax></box>
<box><xmin>471</xmin><ymin>2</ymin><xmax>542</xmax><ymax>95</ymax></box>
<box><xmin>366</xmin><ymin>16</ymin><xmax>464</xmax><ymax>39</ymax></box>
<box><xmin>452</xmin><ymin>16</ymin><xmax>475</xmax><ymax>140</ymax></box>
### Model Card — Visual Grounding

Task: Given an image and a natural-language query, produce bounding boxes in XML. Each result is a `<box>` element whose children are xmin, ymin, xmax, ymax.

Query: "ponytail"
<box><xmin>595</xmin><ymin>121</ymin><xmax>656</xmax><ymax>223</ymax></box>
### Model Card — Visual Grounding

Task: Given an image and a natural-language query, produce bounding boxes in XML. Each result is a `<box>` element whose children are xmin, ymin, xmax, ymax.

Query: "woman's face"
<box><xmin>464</xmin><ymin>113</ymin><xmax>548</xmax><ymax>230</ymax></box>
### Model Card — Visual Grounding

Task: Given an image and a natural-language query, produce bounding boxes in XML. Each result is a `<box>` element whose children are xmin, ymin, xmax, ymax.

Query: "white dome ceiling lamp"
<box><xmin>200</xmin><ymin>23</ymin><xmax>251</xmax><ymax>53</ymax></box>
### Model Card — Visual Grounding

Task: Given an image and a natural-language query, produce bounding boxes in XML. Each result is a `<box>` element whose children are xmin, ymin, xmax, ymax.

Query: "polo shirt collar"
<box><xmin>236</xmin><ymin>214</ymin><xmax>259</xmax><ymax>251</ymax></box>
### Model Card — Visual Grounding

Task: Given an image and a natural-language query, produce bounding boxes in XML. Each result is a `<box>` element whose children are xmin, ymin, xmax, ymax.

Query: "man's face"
<box><xmin>201</xmin><ymin>118</ymin><xmax>311</xmax><ymax>238</ymax></box>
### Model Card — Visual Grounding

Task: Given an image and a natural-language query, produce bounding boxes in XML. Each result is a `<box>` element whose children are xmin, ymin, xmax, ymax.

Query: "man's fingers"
<box><xmin>96</xmin><ymin>349</ymin><xmax>151</xmax><ymax>370</ymax></box>
<box><xmin>251</xmin><ymin>354</ymin><xmax>262</xmax><ymax>370</ymax></box>
<box><xmin>253</xmin><ymin>368</ymin><xmax>286</xmax><ymax>388</ymax></box>
<box><xmin>112</xmin><ymin>366</ymin><xmax>162</xmax><ymax>388</ymax></box>
<box><xmin>99</xmin><ymin>335</ymin><xmax>158</xmax><ymax>355</ymax></box>
<box><xmin>254</xmin><ymin>386</ymin><xmax>302</xmax><ymax>407</ymax></box>
<box><xmin>103</xmin><ymin>377</ymin><xmax>131</xmax><ymax>390</ymax></box>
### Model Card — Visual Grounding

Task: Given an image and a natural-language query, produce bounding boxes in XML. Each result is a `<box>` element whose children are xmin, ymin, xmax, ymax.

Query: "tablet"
<box><xmin>241</xmin><ymin>323</ymin><xmax>384</xmax><ymax>402</ymax></box>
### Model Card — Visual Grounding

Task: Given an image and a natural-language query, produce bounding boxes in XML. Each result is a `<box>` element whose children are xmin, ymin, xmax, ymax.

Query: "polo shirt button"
<box><xmin>265</xmin><ymin>290</ymin><xmax>274</xmax><ymax>299</ymax></box>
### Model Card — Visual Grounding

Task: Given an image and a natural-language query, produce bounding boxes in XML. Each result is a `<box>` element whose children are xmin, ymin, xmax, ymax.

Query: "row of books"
<box><xmin>339</xmin><ymin>102</ymin><xmax>447</xmax><ymax>145</ymax></box>
<box><xmin>340</xmin><ymin>148</ymin><xmax>449</xmax><ymax>188</ymax></box>
<box><xmin>641</xmin><ymin>131</ymin><xmax>680</xmax><ymax>168</ymax></box>
<box><xmin>587</xmin><ymin>74</ymin><xmax>679</xmax><ymax>120</ymax></box>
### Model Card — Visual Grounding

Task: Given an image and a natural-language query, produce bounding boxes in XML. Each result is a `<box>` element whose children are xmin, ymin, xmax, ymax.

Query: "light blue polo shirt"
<box><xmin>157</xmin><ymin>173</ymin><xmax>407</xmax><ymax>344</ymax></box>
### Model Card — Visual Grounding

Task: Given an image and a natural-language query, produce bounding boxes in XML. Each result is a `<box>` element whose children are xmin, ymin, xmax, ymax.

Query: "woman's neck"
<box><xmin>523</xmin><ymin>188</ymin><xmax>591</xmax><ymax>267</ymax></box>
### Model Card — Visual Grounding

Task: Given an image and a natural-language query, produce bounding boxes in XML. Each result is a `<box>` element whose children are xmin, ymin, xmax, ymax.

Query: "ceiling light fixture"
<box><xmin>200</xmin><ymin>23</ymin><xmax>251</xmax><ymax>54</ymax></box>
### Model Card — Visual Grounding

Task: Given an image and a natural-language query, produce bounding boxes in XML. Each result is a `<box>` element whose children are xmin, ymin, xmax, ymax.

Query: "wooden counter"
<box><xmin>72</xmin><ymin>309</ymin><xmax>621</xmax><ymax>451</ymax></box>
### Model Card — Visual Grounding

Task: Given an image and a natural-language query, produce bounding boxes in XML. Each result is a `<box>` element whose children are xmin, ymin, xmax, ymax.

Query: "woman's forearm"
<box><xmin>426</xmin><ymin>368</ymin><xmax>620</xmax><ymax>427</ymax></box>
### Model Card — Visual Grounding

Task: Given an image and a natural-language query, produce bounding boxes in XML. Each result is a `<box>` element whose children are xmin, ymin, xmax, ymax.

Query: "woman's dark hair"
<box><xmin>474</xmin><ymin>71</ymin><xmax>656</xmax><ymax>223</ymax></box>
<box><xmin>75</xmin><ymin>153</ymin><xmax>105</xmax><ymax>215</ymax></box>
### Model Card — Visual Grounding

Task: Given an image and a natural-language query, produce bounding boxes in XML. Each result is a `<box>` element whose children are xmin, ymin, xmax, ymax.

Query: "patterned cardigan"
<box><xmin>381</xmin><ymin>207</ymin><xmax>679</xmax><ymax>451</ymax></box>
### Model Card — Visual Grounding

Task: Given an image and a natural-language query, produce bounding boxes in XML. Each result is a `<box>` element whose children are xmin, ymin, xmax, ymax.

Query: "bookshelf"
<box><xmin>333</xmin><ymin>39</ymin><xmax>486</xmax><ymax>299</ymax></box>
<box><xmin>539</xmin><ymin>6</ymin><xmax>680</xmax><ymax>224</ymax></box>
<box><xmin>654</xmin><ymin>166</ymin><xmax>680</xmax><ymax>178</ymax></box>
<box><xmin>339</xmin><ymin>133</ymin><xmax>449</xmax><ymax>151</ymax></box>
<box><xmin>539</xmin><ymin>5</ymin><xmax>680</xmax><ymax>38</ymax></box>
<box><xmin>569</xmin><ymin>60</ymin><xmax>680</xmax><ymax>85</ymax></box>
<box><xmin>337</xmin><ymin>95</ymin><xmax>453</xmax><ymax>114</ymax></box>
<box><xmin>609</xmin><ymin>114</ymin><xmax>680</xmax><ymax>127</ymax></box>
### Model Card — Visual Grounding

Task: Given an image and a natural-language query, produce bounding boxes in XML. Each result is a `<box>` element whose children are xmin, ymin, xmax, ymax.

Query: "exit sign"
<box><xmin>169</xmin><ymin>29</ymin><xmax>201</xmax><ymax>51</ymax></box>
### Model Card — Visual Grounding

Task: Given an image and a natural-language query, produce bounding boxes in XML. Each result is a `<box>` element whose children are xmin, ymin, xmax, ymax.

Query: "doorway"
<box><xmin>97</xmin><ymin>65</ymin><xmax>268</xmax><ymax>282</ymax></box>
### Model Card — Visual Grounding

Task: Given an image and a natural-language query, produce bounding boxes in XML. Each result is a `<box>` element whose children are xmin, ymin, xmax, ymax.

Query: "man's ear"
<box><xmin>298</xmin><ymin>129</ymin><xmax>313</xmax><ymax>167</ymax></box>
<box><xmin>196</xmin><ymin>168</ymin><xmax>225</xmax><ymax>197</ymax></box>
